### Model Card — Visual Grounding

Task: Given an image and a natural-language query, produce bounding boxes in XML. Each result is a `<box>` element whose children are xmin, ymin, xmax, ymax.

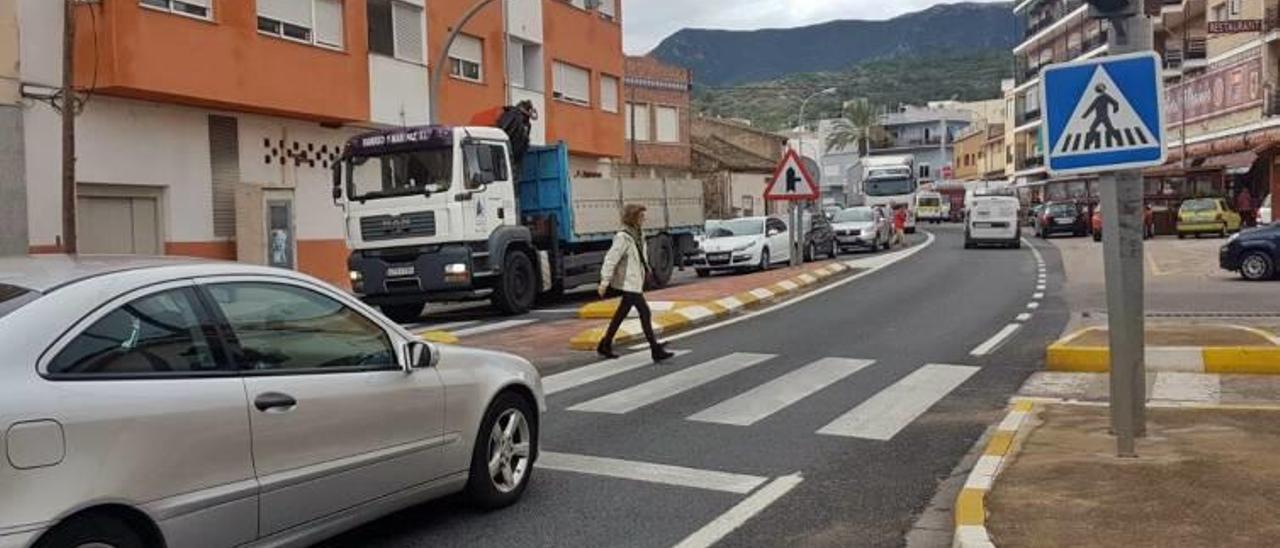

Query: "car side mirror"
<box><xmin>401</xmin><ymin>341</ymin><xmax>433</xmax><ymax>372</ymax></box>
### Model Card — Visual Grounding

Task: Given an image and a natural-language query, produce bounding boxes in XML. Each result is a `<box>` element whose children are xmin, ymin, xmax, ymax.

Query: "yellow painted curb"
<box><xmin>1203</xmin><ymin>348</ymin><xmax>1280</xmax><ymax>374</ymax></box>
<box><xmin>569</xmin><ymin>328</ymin><xmax>606</xmax><ymax>351</ymax></box>
<box><xmin>1046</xmin><ymin>343</ymin><xmax>1110</xmax><ymax>372</ymax></box>
<box><xmin>955</xmin><ymin>488</ymin><xmax>987</xmax><ymax>527</ymax></box>
<box><xmin>420</xmin><ymin>331</ymin><xmax>460</xmax><ymax>345</ymax></box>
<box><xmin>983</xmin><ymin>431</ymin><xmax>1015</xmax><ymax>456</ymax></box>
<box><xmin>578</xmin><ymin>299</ymin><xmax>622</xmax><ymax>319</ymax></box>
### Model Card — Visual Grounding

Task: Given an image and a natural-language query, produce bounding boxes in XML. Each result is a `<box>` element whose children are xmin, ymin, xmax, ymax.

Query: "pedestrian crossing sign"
<box><xmin>1041</xmin><ymin>51</ymin><xmax>1166</xmax><ymax>176</ymax></box>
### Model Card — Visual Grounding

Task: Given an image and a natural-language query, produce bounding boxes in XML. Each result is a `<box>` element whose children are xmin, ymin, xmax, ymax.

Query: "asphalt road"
<box><xmin>321</xmin><ymin>225</ymin><xmax>1068</xmax><ymax>548</ymax></box>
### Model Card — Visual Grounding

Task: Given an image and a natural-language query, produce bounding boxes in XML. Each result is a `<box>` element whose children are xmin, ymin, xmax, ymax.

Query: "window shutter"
<box><xmin>600</xmin><ymin>75</ymin><xmax>618</xmax><ymax>113</ymax></box>
<box><xmin>314</xmin><ymin>0</ymin><xmax>344</xmax><ymax>47</ymax></box>
<box><xmin>392</xmin><ymin>1</ymin><xmax>424</xmax><ymax>63</ymax></box>
<box><xmin>655</xmin><ymin>106</ymin><xmax>678</xmax><ymax>142</ymax></box>
<box><xmin>598</xmin><ymin>0</ymin><xmax>615</xmax><ymax>18</ymax></box>
<box><xmin>628</xmin><ymin>104</ymin><xmax>649</xmax><ymax>141</ymax></box>
<box><xmin>450</xmin><ymin>34</ymin><xmax>483</xmax><ymax>64</ymax></box>
<box><xmin>554</xmin><ymin>62</ymin><xmax>589</xmax><ymax>104</ymax></box>
<box><xmin>181</xmin><ymin>0</ymin><xmax>210</xmax><ymax>7</ymax></box>
<box><xmin>207</xmin><ymin>115</ymin><xmax>240</xmax><ymax>238</ymax></box>
<box><xmin>258</xmin><ymin>0</ymin><xmax>312</xmax><ymax>26</ymax></box>
<box><xmin>507</xmin><ymin>39</ymin><xmax>526</xmax><ymax>88</ymax></box>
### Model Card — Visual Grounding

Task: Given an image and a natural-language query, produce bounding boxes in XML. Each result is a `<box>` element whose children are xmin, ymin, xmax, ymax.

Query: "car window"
<box><xmin>0</xmin><ymin>283</ymin><xmax>41</xmax><ymax>320</ymax></box>
<box><xmin>206</xmin><ymin>282</ymin><xmax>396</xmax><ymax>372</ymax></box>
<box><xmin>48</xmin><ymin>287</ymin><xmax>224</xmax><ymax>377</ymax></box>
<box><xmin>1182</xmin><ymin>199</ymin><xmax>1215</xmax><ymax>212</ymax></box>
<box><xmin>768</xmin><ymin>219</ymin><xmax>787</xmax><ymax>233</ymax></box>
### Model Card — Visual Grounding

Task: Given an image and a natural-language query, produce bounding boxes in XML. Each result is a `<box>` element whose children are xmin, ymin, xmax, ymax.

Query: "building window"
<box><xmin>626</xmin><ymin>103</ymin><xmax>650</xmax><ymax>141</ymax></box>
<box><xmin>597</xmin><ymin>0</ymin><xmax>616</xmax><ymax>20</ymax></box>
<box><xmin>368</xmin><ymin>0</ymin><xmax>423</xmax><ymax>62</ymax></box>
<box><xmin>600</xmin><ymin>75</ymin><xmax>619</xmax><ymax>113</ymax></box>
<box><xmin>449</xmin><ymin>34</ymin><xmax>484</xmax><ymax>82</ymax></box>
<box><xmin>258</xmin><ymin>0</ymin><xmax>345</xmax><ymax>49</ymax></box>
<box><xmin>140</xmin><ymin>0</ymin><xmax>211</xmax><ymax>20</ymax></box>
<box><xmin>1230</xmin><ymin>0</ymin><xmax>1242</xmax><ymax>15</ymax></box>
<box><xmin>655</xmin><ymin>106</ymin><xmax>679</xmax><ymax>143</ymax></box>
<box><xmin>508</xmin><ymin>39</ymin><xmax>544</xmax><ymax>92</ymax></box>
<box><xmin>919</xmin><ymin>164</ymin><xmax>931</xmax><ymax>179</ymax></box>
<box><xmin>553</xmin><ymin>61</ymin><xmax>591</xmax><ymax>106</ymax></box>
<box><xmin>1211</xmin><ymin>3</ymin><xmax>1228</xmax><ymax>21</ymax></box>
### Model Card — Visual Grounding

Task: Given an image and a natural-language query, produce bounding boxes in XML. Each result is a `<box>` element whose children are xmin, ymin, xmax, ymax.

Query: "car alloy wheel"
<box><xmin>1241</xmin><ymin>252</ymin><xmax>1275</xmax><ymax>281</ymax></box>
<box><xmin>487</xmin><ymin>408</ymin><xmax>532</xmax><ymax>494</ymax></box>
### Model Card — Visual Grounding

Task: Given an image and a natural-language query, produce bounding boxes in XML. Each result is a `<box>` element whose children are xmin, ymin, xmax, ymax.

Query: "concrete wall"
<box><xmin>1</xmin><ymin>0</ymin><xmax>26</xmax><ymax>256</ymax></box>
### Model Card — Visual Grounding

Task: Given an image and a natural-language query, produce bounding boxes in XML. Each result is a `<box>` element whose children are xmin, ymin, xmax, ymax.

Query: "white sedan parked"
<box><xmin>0</xmin><ymin>256</ymin><xmax>544</xmax><ymax>548</ymax></box>
<box><xmin>691</xmin><ymin>216</ymin><xmax>792</xmax><ymax>276</ymax></box>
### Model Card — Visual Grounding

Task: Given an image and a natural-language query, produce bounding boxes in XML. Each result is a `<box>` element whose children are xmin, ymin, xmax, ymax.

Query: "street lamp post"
<box><xmin>791</xmin><ymin>87</ymin><xmax>837</xmax><ymax>267</ymax></box>
<box><xmin>429</xmin><ymin>0</ymin><xmax>502</xmax><ymax>124</ymax></box>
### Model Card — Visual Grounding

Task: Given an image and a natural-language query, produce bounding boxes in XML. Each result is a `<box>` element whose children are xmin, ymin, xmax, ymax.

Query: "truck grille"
<box><xmin>360</xmin><ymin>211</ymin><xmax>437</xmax><ymax>241</ymax></box>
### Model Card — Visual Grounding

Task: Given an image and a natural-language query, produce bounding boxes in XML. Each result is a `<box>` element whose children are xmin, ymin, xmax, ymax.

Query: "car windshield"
<box><xmin>1182</xmin><ymin>199</ymin><xmax>1217</xmax><ymax>212</ymax></box>
<box><xmin>0</xmin><ymin>283</ymin><xmax>40</xmax><ymax>320</ymax></box>
<box><xmin>1048</xmin><ymin>204</ymin><xmax>1077</xmax><ymax>216</ymax></box>
<box><xmin>864</xmin><ymin>177</ymin><xmax>916</xmax><ymax>197</ymax></box>
<box><xmin>918</xmin><ymin>196</ymin><xmax>940</xmax><ymax>207</ymax></box>
<box><xmin>834</xmin><ymin>208</ymin><xmax>875</xmax><ymax>223</ymax></box>
<box><xmin>348</xmin><ymin>147</ymin><xmax>453</xmax><ymax>201</ymax></box>
<box><xmin>706</xmin><ymin>219</ymin><xmax>764</xmax><ymax>238</ymax></box>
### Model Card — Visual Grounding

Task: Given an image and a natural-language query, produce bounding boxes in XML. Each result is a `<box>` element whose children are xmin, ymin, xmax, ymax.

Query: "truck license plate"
<box><xmin>386</xmin><ymin>265</ymin><xmax>416</xmax><ymax>278</ymax></box>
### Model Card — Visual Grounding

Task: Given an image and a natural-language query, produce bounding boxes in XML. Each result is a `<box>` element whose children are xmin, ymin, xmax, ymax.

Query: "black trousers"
<box><xmin>599</xmin><ymin>291</ymin><xmax>660</xmax><ymax>351</ymax></box>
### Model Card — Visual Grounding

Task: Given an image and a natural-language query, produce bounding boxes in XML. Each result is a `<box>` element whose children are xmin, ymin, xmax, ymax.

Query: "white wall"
<box><xmin>730</xmin><ymin>172</ymin><xmax>769</xmax><ymax>216</ymax></box>
<box><xmin>505</xmin><ymin>0</ymin><xmax>543</xmax><ymax>44</ymax></box>
<box><xmin>17</xmin><ymin>0</ymin><xmax>59</xmax><ymax>87</ymax></box>
<box><xmin>369</xmin><ymin>55</ymin><xmax>430</xmax><ymax>127</ymax></box>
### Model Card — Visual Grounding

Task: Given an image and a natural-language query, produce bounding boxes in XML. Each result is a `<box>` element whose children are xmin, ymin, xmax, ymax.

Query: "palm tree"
<box><xmin>825</xmin><ymin>98</ymin><xmax>881</xmax><ymax>155</ymax></box>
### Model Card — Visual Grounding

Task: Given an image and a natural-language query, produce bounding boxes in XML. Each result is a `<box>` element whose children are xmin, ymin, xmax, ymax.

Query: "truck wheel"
<box><xmin>381</xmin><ymin>303</ymin><xmax>425</xmax><ymax>324</ymax></box>
<box><xmin>647</xmin><ymin>234</ymin><xmax>675</xmax><ymax>289</ymax></box>
<box><xmin>492</xmin><ymin>251</ymin><xmax>536</xmax><ymax>315</ymax></box>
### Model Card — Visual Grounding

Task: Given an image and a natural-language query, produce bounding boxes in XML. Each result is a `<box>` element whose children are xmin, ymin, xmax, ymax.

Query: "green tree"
<box><xmin>825</xmin><ymin>98</ymin><xmax>881</xmax><ymax>154</ymax></box>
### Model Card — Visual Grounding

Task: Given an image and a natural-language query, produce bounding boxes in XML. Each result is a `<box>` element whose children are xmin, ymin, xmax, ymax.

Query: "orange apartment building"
<box><xmin>12</xmin><ymin>0</ymin><xmax>624</xmax><ymax>286</ymax></box>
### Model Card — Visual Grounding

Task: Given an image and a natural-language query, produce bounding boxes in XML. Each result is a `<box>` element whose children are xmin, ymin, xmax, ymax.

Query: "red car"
<box><xmin>1092</xmin><ymin>205</ymin><xmax>1155</xmax><ymax>241</ymax></box>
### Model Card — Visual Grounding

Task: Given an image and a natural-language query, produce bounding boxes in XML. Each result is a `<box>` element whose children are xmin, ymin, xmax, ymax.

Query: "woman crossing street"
<box><xmin>596</xmin><ymin>204</ymin><xmax>675</xmax><ymax>362</ymax></box>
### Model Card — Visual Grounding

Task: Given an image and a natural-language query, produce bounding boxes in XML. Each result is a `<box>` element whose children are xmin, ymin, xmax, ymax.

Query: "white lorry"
<box><xmin>331</xmin><ymin>125</ymin><xmax>703</xmax><ymax>321</ymax></box>
<box><xmin>860</xmin><ymin>155</ymin><xmax>919</xmax><ymax>233</ymax></box>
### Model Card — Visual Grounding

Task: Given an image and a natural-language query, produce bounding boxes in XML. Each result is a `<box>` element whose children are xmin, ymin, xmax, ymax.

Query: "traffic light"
<box><xmin>1087</xmin><ymin>0</ymin><xmax>1136</xmax><ymax>18</ymax></box>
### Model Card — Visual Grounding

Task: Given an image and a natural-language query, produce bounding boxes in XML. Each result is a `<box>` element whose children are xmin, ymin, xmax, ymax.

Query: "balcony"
<box><xmin>1022</xmin><ymin>0</ymin><xmax>1085</xmax><ymax>41</ymax></box>
<box><xmin>1163</xmin><ymin>37</ymin><xmax>1206</xmax><ymax>72</ymax></box>
<box><xmin>1016</xmin><ymin>31</ymin><xmax>1108</xmax><ymax>85</ymax></box>
<box><xmin>1017</xmin><ymin>154</ymin><xmax>1046</xmax><ymax>172</ymax></box>
<box><xmin>1017</xmin><ymin>108</ymin><xmax>1042</xmax><ymax>127</ymax></box>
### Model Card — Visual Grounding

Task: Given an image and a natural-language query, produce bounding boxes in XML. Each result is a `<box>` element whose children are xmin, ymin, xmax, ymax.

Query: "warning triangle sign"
<box><xmin>764</xmin><ymin>149</ymin><xmax>820</xmax><ymax>201</ymax></box>
<box><xmin>1053</xmin><ymin>66</ymin><xmax>1156</xmax><ymax>156</ymax></box>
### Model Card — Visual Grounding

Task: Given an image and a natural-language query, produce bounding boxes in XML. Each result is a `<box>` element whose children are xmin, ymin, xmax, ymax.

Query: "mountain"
<box><xmin>650</xmin><ymin>2</ymin><xmax>1018</xmax><ymax>86</ymax></box>
<box><xmin>694</xmin><ymin>51</ymin><xmax>1013</xmax><ymax>131</ymax></box>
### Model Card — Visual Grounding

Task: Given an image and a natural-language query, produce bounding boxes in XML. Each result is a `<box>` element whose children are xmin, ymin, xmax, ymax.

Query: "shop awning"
<box><xmin>1195</xmin><ymin>151</ymin><xmax>1257</xmax><ymax>175</ymax></box>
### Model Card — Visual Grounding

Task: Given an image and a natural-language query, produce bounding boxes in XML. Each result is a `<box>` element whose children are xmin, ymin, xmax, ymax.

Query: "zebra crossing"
<box><xmin>548</xmin><ymin>350</ymin><xmax>982</xmax><ymax>442</ymax></box>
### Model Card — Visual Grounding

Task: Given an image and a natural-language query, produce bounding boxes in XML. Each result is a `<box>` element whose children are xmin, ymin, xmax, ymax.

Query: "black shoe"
<box><xmin>596</xmin><ymin>345</ymin><xmax>619</xmax><ymax>360</ymax></box>
<box><xmin>651</xmin><ymin>348</ymin><xmax>675</xmax><ymax>362</ymax></box>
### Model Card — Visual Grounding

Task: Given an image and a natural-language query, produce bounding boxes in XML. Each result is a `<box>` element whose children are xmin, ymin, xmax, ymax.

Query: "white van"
<box><xmin>916</xmin><ymin>191</ymin><xmax>946</xmax><ymax>224</ymax></box>
<box><xmin>965</xmin><ymin>195</ymin><xmax>1022</xmax><ymax>249</ymax></box>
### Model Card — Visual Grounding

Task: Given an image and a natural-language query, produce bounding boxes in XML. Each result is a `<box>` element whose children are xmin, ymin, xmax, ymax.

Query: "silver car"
<box><xmin>831</xmin><ymin>207</ymin><xmax>893</xmax><ymax>252</ymax></box>
<box><xmin>0</xmin><ymin>256</ymin><xmax>544</xmax><ymax>548</ymax></box>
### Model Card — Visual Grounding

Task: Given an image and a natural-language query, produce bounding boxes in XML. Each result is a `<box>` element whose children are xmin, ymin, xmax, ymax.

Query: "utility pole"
<box><xmin>61</xmin><ymin>0</ymin><xmax>77</xmax><ymax>253</ymax></box>
<box><xmin>1090</xmin><ymin>0</ymin><xmax>1150</xmax><ymax>457</ymax></box>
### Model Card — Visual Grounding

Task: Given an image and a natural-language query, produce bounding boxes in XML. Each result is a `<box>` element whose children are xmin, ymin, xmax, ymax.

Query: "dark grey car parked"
<box><xmin>802</xmin><ymin>210</ymin><xmax>840</xmax><ymax>261</ymax></box>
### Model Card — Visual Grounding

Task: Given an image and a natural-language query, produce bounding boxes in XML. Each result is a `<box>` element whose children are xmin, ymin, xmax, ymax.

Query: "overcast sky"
<box><xmin>622</xmin><ymin>0</ymin><xmax>1009</xmax><ymax>54</ymax></box>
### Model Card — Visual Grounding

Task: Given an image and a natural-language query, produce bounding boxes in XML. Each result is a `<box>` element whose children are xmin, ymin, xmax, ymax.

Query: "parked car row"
<box><xmin>1028</xmin><ymin>196</ymin><xmax>1263</xmax><ymax>241</ymax></box>
<box><xmin>688</xmin><ymin>207</ymin><xmax>899</xmax><ymax>277</ymax></box>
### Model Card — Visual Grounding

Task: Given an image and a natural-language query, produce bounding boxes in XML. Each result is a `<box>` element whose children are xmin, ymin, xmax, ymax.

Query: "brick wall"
<box><xmin>623</xmin><ymin>56</ymin><xmax>692</xmax><ymax>170</ymax></box>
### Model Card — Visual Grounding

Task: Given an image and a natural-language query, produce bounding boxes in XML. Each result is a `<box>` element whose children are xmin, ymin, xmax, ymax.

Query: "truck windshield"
<box><xmin>865</xmin><ymin>177</ymin><xmax>916</xmax><ymax>197</ymax></box>
<box><xmin>706</xmin><ymin>219</ymin><xmax>764</xmax><ymax>238</ymax></box>
<box><xmin>347</xmin><ymin>147</ymin><xmax>453</xmax><ymax>201</ymax></box>
<box><xmin>918</xmin><ymin>196</ymin><xmax>940</xmax><ymax>207</ymax></box>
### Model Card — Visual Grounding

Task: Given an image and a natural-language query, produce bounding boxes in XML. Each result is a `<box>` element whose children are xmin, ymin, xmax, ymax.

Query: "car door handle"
<box><xmin>254</xmin><ymin>392</ymin><xmax>297</xmax><ymax>413</ymax></box>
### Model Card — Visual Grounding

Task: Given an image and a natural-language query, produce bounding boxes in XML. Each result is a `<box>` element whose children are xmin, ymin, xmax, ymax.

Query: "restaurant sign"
<box><xmin>1207</xmin><ymin>19</ymin><xmax>1263</xmax><ymax>34</ymax></box>
<box><xmin>1165</xmin><ymin>55</ymin><xmax>1264</xmax><ymax>124</ymax></box>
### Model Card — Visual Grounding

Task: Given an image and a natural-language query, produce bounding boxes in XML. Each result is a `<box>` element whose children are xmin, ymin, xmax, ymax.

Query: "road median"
<box><xmin>1046</xmin><ymin>324</ymin><xmax>1280</xmax><ymax>374</ymax></box>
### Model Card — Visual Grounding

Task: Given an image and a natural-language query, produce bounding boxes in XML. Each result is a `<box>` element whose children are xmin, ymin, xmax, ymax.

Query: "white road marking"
<box><xmin>963</xmin><ymin>455</ymin><xmax>1004</xmax><ymax>490</ymax></box>
<box><xmin>970</xmin><ymin>324</ymin><xmax>1021</xmax><ymax>356</ymax></box>
<box><xmin>538</xmin><ymin>451</ymin><xmax>767</xmax><ymax>494</ymax></box>
<box><xmin>1036</xmin><ymin>284</ymin><xmax>1046</xmax><ymax>291</ymax></box>
<box><xmin>1027</xmin><ymin>302</ymin><xmax>1040</xmax><ymax>309</ymax></box>
<box><xmin>1151</xmin><ymin>372</ymin><xmax>1221</xmax><ymax>403</ymax></box>
<box><xmin>1033</xmin><ymin>292</ymin><xmax>1044</xmax><ymax>299</ymax></box>
<box><xmin>451</xmin><ymin>319</ymin><xmax>537</xmax><ymax>337</ymax></box>
<box><xmin>542</xmin><ymin>350</ymin><xmax>692</xmax><ymax>396</ymax></box>
<box><xmin>642</xmin><ymin>232</ymin><xmax>937</xmax><ymax>348</ymax></box>
<box><xmin>1016</xmin><ymin>313</ymin><xmax>1033</xmax><ymax>322</ymax></box>
<box><xmin>817</xmin><ymin>364</ymin><xmax>981</xmax><ymax>440</ymax></box>
<box><xmin>688</xmin><ymin>358</ymin><xmax>873</xmax><ymax>426</ymax></box>
<box><xmin>672</xmin><ymin>473</ymin><xmax>804</xmax><ymax>548</ymax></box>
<box><xmin>569</xmin><ymin>353</ymin><xmax>775</xmax><ymax>414</ymax></box>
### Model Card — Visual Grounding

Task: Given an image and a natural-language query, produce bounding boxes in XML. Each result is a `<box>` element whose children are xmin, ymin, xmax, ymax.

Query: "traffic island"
<box><xmin>569</xmin><ymin>262</ymin><xmax>857</xmax><ymax>350</ymax></box>
<box><xmin>1046</xmin><ymin>325</ymin><xmax>1280</xmax><ymax>374</ymax></box>
<box><xmin>973</xmin><ymin>403</ymin><xmax>1280</xmax><ymax>548</ymax></box>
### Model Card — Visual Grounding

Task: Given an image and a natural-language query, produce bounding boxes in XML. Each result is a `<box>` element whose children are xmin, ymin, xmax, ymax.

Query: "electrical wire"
<box><xmin>76</xmin><ymin>0</ymin><xmax>101</xmax><ymax>114</ymax></box>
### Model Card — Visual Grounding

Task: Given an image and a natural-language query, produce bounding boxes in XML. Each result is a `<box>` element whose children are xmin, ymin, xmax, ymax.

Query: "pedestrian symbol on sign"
<box><xmin>1041</xmin><ymin>51</ymin><xmax>1165</xmax><ymax>175</ymax></box>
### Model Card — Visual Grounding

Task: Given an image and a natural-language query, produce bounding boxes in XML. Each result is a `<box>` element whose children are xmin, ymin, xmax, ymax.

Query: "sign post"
<box><xmin>764</xmin><ymin>149</ymin><xmax>821</xmax><ymax>267</ymax></box>
<box><xmin>1042</xmin><ymin>11</ymin><xmax>1161</xmax><ymax>457</ymax></box>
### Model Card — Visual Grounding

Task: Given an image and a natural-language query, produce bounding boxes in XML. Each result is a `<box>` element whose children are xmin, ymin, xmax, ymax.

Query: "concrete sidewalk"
<box><xmin>969</xmin><ymin>402</ymin><xmax>1280</xmax><ymax>548</ymax></box>
<box><xmin>1046</xmin><ymin>324</ymin><xmax>1280</xmax><ymax>374</ymax></box>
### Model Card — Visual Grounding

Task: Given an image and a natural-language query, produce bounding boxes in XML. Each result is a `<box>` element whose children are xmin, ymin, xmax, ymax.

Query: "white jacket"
<box><xmin>599</xmin><ymin>230</ymin><xmax>648</xmax><ymax>293</ymax></box>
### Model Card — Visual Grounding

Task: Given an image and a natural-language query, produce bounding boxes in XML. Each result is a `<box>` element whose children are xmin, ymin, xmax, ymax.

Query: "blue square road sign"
<box><xmin>1041</xmin><ymin>51</ymin><xmax>1166</xmax><ymax>176</ymax></box>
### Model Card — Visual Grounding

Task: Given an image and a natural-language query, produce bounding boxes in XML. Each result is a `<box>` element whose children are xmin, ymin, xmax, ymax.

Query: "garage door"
<box><xmin>78</xmin><ymin>196</ymin><xmax>162</xmax><ymax>255</ymax></box>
